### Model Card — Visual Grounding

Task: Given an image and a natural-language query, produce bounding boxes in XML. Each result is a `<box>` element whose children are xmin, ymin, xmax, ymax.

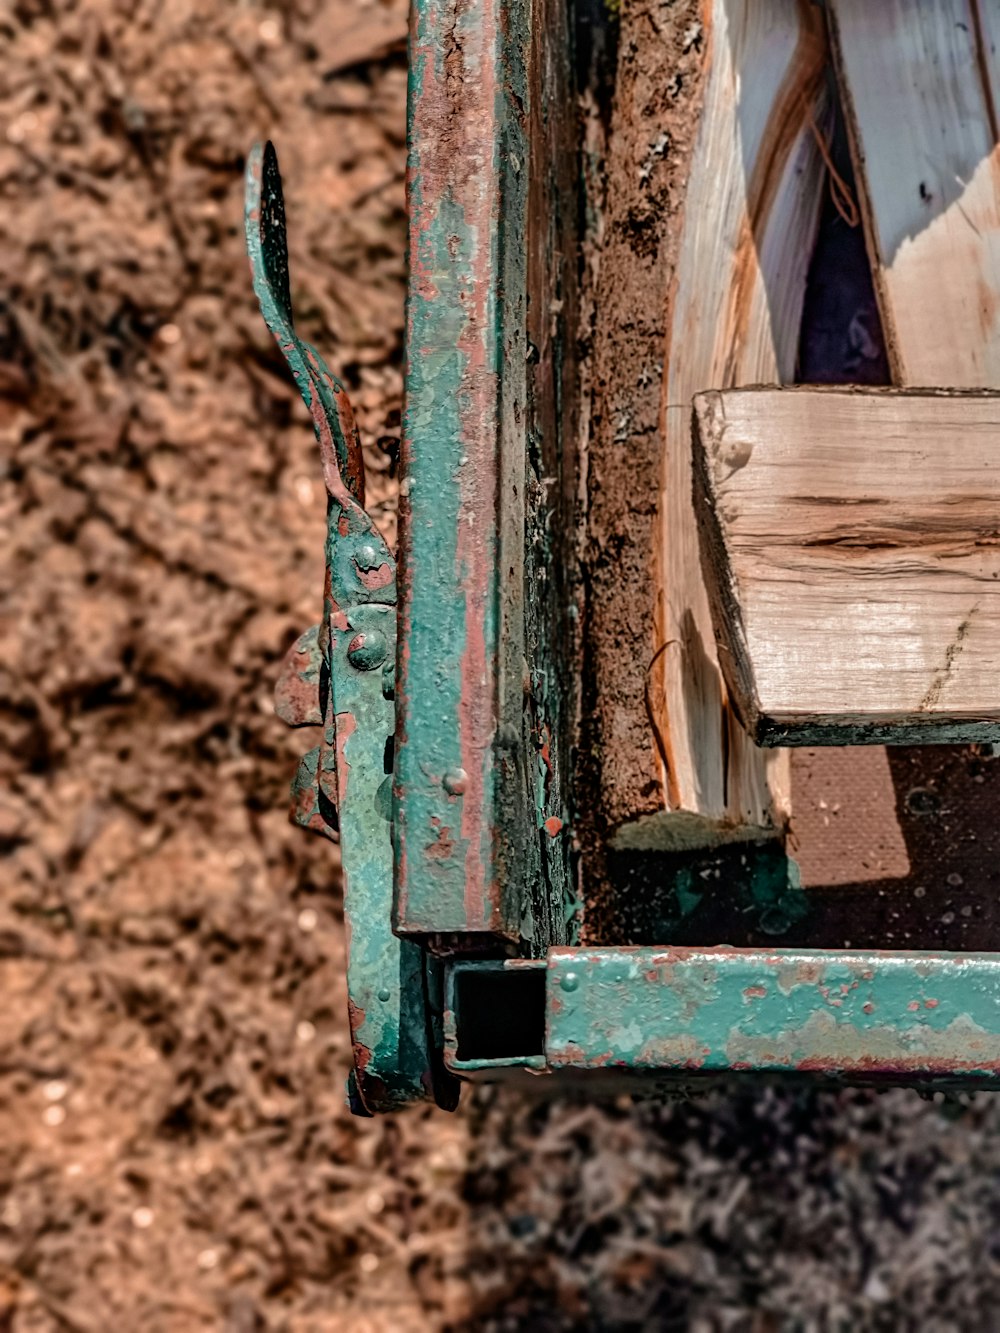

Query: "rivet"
<box><xmin>354</xmin><ymin>542</ymin><xmax>380</xmax><ymax>571</ymax></box>
<box><xmin>560</xmin><ymin>971</ymin><xmax>579</xmax><ymax>993</ymax></box>
<box><xmin>442</xmin><ymin>767</ymin><xmax>468</xmax><ymax>796</ymax></box>
<box><xmin>377</xmin><ymin>988</ymin><xmax>391</xmax><ymax>1003</ymax></box>
<box><xmin>347</xmin><ymin>628</ymin><xmax>388</xmax><ymax>670</ymax></box>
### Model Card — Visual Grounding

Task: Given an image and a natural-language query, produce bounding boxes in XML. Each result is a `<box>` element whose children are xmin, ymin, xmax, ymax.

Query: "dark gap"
<box><xmin>454</xmin><ymin>967</ymin><xmax>546</xmax><ymax>1062</ymax></box>
<box><xmin>797</xmin><ymin>69</ymin><xmax>889</xmax><ymax>386</ymax></box>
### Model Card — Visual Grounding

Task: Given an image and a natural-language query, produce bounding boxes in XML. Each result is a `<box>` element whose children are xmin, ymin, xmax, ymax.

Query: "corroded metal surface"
<box><xmin>395</xmin><ymin>0</ymin><xmax>579</xmax><ymax>951</ymax></box>
<box><xmin>275</xmin><ymin>625</ymin><xmax>324</xmax><ymax>727</ymax></box>
<box><xmin>545</xmin><ymin>947</ymin><xmax>1000</xmax><ymax>1083</ymax></box>
<box><xmin>246</xmin><ymin>141</ymin><xmax>447</xmax><ymax>1112</ymax></box>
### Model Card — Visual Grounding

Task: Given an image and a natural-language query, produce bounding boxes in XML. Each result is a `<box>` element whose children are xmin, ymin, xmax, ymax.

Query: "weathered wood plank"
<box><xmin>828</xmin><ymin>0</ymin><xmax>1000</xmax><ymax>387</ymax></box>
<box><xmin>644</xmin><ymin>0</ymin><xmax>830</xmax><ymax>843</ymax></box>
<box><xmin>694</xmin><ymin>387</ymin><xmax>1000</xmax><ymax>746</ymax></box>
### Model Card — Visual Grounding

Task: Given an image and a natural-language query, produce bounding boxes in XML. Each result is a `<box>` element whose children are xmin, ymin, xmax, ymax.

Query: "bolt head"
<box><xmin>347</xmin><ymin>628</ymin><xmax>389</xmax><ymax>670</ymax></box>
<box><xmin>354</xmin><ymin>542</ymin><xmax>381</xmax><ymax>571</ymax></box>
<box><xmin>560</xmin><ymin>971</ymin><xmax>579</xmax><ymax>993</ymax></box>
<box><xmin>442</xmin><ymin>767</ymin><xmax>468</xmax><ymax>796</ymax></box>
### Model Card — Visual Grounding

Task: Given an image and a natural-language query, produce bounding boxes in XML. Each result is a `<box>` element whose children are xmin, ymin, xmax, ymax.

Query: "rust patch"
<box><xmin>356</xmin><ymin>561</ymin><xmax>394</xmax><ymax>590</ymax></box>
<box><xmin>334</xmin><ymin>711</ymin><xmax>357</xmax><ymax>808</ymax></box>
<box><xmin>426</xmin><ymin>819</ymin><xmax>456</xmax><ymax>861</ymax></box>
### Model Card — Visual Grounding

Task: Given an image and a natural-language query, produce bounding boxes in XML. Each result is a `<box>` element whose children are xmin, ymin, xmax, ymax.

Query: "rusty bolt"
<box><xmin>354</xmin><ymin>542</ymin><xmax>381</xmax><ymax>571</ymax></box>
<box><xmin>442</xmin><ymin>767</ymin><xmax>468</xmax><ymax>796</ymax></box>
<box><xmin>347</xmin><ymin>628</ymin><xmax>388</xmax><ymax>671</ymax></box>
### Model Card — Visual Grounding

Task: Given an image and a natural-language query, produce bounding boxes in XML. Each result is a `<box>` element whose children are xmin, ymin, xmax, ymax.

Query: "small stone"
<box><xmin>197</xmin><ymin>1248</ymin><xmax>219</xmax><ymax>1270</ymax></box>
<box><xmin>42</xmin><ymin>1105</ymin><xmax>66</xmax><ymax>1127</ymax></box>
<box><xmin>864</xmin><ymin>1272</ymin><xmax>890</xmax><ymax>1303</ymax></box>
<box><xmin>358</xmin><ymin>1252</ymin><xmax>379</xmax><ymax>1274</ymax></box>
<box><xmin>43</xmin><ymin>1080</ymin><xmax>68</xmax><ymax>1102</ymax></box>
<box><xmin>296</xmin><ymin>1020</ymin><xmax>316</xmax><ymax>1044</ymax></box>
<box><xmin>131</xmin><ymin>1207</ymin><xmax>155</xmax><ymax>1229</ymax></box>
<box><xmin>297</xmin><ymin>908</ymin><xmax>318</xmax><ymax>933</ymax></box>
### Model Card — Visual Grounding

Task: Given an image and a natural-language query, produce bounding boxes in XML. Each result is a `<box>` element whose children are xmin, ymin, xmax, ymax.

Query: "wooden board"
<box><xmin>828</xmin><ymin>0</ymin><xmax>1000</xmax><ymax>387</ymax></box>
<box><xmin>643</xmin><ymin>0</ymin><xmax>830</xmax><ymax>844</ymax></box>
<box><xmin>694</xmin><ymin>387</ymin><xmax>1000</xmax><ymax>746</ymax></box>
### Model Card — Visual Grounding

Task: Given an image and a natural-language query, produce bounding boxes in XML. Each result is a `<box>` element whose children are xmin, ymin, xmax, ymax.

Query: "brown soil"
<box><xmin>5</xmin><ymin>3</ymin><xmax>1000</xmax><ymax>1330</ymax></box>
<box><xmin>583</xmin><ymin>0</ymin><xmax>705</xmax><ymax>836</ymax></box>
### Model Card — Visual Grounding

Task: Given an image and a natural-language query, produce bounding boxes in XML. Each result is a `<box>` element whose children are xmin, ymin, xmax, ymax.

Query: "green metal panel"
<box><xmin>395</xmin><ymin>0</ymin><xmax>579</xmax><ymax>952</ymax></box>
<box><xmin>546</xmin><ymin>947</ymin><xmax>1000</xmax><ymax>1083</ymax></box>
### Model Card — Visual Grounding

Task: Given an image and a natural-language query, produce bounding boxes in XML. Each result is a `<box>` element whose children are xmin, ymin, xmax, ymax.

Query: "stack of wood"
<box><xmin>588</xmin><ymin>0</ymin><xmax>1000</xmax><ymax>855</ymax></box>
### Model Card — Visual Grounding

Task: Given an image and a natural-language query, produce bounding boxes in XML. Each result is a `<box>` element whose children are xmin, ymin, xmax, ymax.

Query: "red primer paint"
<box><xmin>333</xmin><ymin>711</ymin><xmax>357</xmax><ymax>807</ymax></box>
<box><xmin>357</xmin><ymin>561</ymin><xmax>393</xmax><ymax>590</ymax></box>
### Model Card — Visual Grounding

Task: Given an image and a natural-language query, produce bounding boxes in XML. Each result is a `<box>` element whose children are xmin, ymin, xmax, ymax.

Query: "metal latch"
<box><xmin>244</xmin><ymin>142</ymin><xmax>455</xmax><ymax>1114</ymax></box>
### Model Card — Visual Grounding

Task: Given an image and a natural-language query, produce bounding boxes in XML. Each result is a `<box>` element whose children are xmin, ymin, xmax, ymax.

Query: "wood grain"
<box><xmin>828</xmin><ymin>0</ymin><xmax>1000</xmax><ymax>387</ymax></box>
<box><xmin>695</xmin><ymin>387</ymin><xmax>1000</xmax><ymax>746</ymax></box>
<box><xmin>648</xmin><ymin>0</ymin><xmax>830</xmax><ymax>841</ymax></box>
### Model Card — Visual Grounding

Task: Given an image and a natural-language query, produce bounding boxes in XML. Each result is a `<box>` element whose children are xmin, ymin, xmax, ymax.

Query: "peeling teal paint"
<box><xmin>394</xmin><ymin>0</ymin><xmax>577</xmax><ymax>951</ymax></box>
<box><xmin>546</xmin><ymin>948</ymin><xmax>1000</xmax><ymax>1082</ymax></box>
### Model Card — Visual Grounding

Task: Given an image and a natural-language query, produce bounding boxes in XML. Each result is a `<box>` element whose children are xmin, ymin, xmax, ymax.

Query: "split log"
<box><xmin>591</xmin><ymin>0</ymin><xmax>830</xmax><ymax>850</ymax></box>
<box><xmin>828</xmin><ymin>0</ymin><xmax>1000</xmax><ymax>387</ymax></box>
<box><xmin>694</xmin><ymin>387</ymin><xmax>1000</xmax><ymax>747</ymax></box>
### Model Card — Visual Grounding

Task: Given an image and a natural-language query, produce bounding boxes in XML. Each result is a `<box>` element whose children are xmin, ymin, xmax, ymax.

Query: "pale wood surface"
<box><xmin>649</xmin><ymin>0</ymin><xmax>829</xmax><ymax>836</ymax></box>
<box><xmin>828</xmin><ymin>0</ymin><xmax>1000</xmax><ymax>388</ymax></box>
<box><xmin>695</xmin><ymin>387</ymin><xmax>1000</xmax><ymax>745</ymax></box>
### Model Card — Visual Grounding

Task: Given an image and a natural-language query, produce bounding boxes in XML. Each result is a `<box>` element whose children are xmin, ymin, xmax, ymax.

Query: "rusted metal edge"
<box><xmin>444</xmin><ymin>947</ymin><xmax>1000</xmax><ymax>1086</ymax></box>
<box><xmin>394</xmin><ymin>0</ymin><xmax>523</xmax><ymax>945</ymax></box>
<box><xmin>395</xmin><ymin>0</ymin><xmax>579</xmax><ymax>950</ymax></box>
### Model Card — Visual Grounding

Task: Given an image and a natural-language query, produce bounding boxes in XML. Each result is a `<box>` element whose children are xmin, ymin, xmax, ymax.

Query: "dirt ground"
<box><xmin>5</xmin><ymin>1</ymin><xmax>1000</xmax><ymax>1329</ymax></box>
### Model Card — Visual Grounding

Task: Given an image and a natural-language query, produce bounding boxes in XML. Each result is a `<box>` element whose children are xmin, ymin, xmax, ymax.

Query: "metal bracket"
<box><xmin>444</xmin><ymin>947</ymin><xmax>1000</xmax><ymax>1087</ymax></box>
<box><xmin>245</xmin><ymin>141</ymin><xmax>455</xmax><ymax>1113</ymax></box>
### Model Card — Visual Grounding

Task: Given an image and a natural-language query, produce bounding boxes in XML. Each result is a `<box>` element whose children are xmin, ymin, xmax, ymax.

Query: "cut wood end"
<box><xmin>693</xmin><ymin>387</ymin><xmax>1000</xmax><ymax>748</ymax></box>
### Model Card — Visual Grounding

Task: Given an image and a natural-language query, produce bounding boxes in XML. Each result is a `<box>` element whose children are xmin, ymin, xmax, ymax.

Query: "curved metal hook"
<box><xmin>244</xmin><ymin>140</ymin><xmax>367</xmax><ymax>509</ymax></box>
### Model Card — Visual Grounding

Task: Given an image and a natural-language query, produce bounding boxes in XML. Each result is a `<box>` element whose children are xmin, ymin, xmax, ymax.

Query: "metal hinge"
<box><xmin>244</xmin><ymin>142</ymin><xmax>456</xmax><ymax>1114</ymax></box>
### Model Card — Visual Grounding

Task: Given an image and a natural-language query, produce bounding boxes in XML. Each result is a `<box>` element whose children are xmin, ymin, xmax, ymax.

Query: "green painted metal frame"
<box><xmin>445</xmin><ymin>948</ymin><xmax>1000</xmax><ymax>1087</ymax></box>
<box><xmin>395</xmin><ymin>0</ymin><xmax>579</xmax><ymax>953</ymax></box>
